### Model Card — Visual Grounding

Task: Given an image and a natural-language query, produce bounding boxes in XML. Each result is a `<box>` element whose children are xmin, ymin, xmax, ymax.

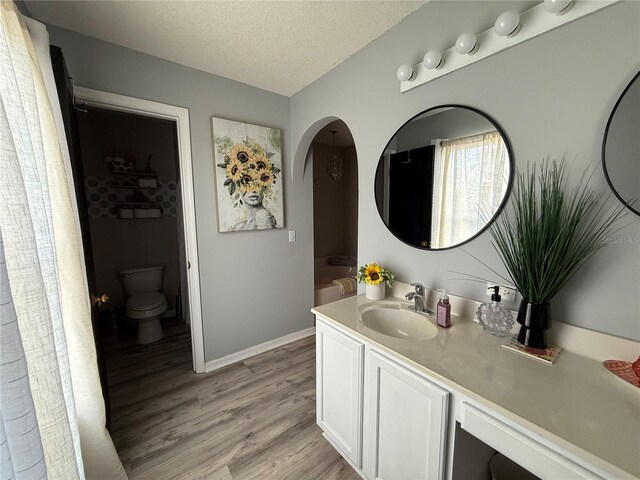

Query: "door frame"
<box><xmin>74</xmin><ymin>86</ymin><xmax>205</xmax><ymax>373</ymax></box>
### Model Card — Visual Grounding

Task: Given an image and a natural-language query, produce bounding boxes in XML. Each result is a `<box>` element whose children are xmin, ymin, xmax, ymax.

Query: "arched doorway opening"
<box><xmin>308</xmin><ymin>120</ymin><xmax>358</xmax><ymax>306</ymax></box>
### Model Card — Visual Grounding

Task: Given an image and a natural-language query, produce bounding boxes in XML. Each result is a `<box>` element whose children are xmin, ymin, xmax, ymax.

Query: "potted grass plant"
<box><xmin>490</xmin><ymin>159</ymin><xmax>627</xmax><ymax>349</ymax></box>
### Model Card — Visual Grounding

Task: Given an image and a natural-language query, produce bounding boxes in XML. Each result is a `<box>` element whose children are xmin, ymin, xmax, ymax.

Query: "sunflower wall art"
<box><xmin>212</xmin><ymin>117</ymin><xmax>284</xmax><ymax>232</ymax></box>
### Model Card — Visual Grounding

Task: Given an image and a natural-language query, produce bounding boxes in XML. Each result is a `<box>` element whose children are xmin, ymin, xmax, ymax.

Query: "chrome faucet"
<box><xmin>405</xmin><ymin>283</ymin><xmax>433</xmax><ymax>315</ymax></box>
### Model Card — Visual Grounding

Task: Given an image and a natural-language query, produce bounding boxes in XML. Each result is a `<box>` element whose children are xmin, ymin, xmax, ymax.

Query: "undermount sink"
<box><xmin>358</xmin><ymin>302</ymin><xmax>438</xmax><ymax>340</ymax></box>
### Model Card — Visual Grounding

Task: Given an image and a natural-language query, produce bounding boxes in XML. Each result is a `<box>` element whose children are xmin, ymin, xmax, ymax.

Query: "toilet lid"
<box><xmin>127</xmin><ymin>292</ymin><xmax>166</xmax><ymax>311</ymax></box>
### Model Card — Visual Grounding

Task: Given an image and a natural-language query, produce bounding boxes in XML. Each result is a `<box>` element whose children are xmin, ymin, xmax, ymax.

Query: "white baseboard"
<box><xmin>204</xmin><ymin>327</ymin><xmax>316</xmax><ymax>373</ymax></box>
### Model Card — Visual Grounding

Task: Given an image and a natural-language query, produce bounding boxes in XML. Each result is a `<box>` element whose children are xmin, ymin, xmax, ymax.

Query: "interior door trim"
<box><xmin>74</xmin><ymin>86</ymin><xmax>206</xmax><ymax>373</ymax></box>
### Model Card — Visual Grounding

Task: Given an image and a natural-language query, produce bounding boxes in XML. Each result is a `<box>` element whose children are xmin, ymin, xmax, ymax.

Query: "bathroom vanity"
<box><xmin>312</xmin><ymin>293</ymin><xmax>640</xmax><ymax>480</ymax></box>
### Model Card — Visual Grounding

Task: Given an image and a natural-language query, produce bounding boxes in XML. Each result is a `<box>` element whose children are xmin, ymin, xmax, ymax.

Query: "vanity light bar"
<box><xmin>400</xmin><ymin>0</ymin><xmax>621</xmax><ymax>93</ymax></box>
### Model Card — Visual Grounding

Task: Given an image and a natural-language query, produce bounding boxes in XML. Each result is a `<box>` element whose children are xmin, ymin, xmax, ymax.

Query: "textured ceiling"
<box><xmin>26</xmin><ymin>0</ymin><xmax>425</xmax><ymax>96</ymax></box>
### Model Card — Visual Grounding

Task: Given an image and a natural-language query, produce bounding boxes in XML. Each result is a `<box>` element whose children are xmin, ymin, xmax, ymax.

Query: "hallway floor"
<box><xmin>104</xmin><ymin>324</ymin><xmax>357</xmax><ymax>479</ymax></box>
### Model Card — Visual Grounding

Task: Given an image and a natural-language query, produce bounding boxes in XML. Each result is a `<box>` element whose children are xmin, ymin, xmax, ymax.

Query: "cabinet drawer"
<box><xmin>460</xmin><ymin>402</ymin><xmax>605</xmax><ymax>480</ymax></box>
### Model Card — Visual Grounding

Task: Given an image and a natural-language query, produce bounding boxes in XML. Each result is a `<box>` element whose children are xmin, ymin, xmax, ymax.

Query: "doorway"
<box><xmin>79</xmin><ymin>106</ymin><xmax>186</xmax><ymax>321</ymax></box>
<box><xmin>310</xmin><ymin>120</ymin><xmax>358</xmax><ymax>306</ymax></box>
<box><xmin>74</xmin><ymin>87</ymin><xmax>205</xmax><ymax>373</ymax></box>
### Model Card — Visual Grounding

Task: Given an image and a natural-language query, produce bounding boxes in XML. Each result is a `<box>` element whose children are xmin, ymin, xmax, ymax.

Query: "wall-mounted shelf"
<box><xmin>116</xmin><ymin>202</ymin><xmax>160</xmax><ymax>207</ymax></box>
<box><xmin>116</xmin><ymin>203</ymin><xmax>163</xmax><ymax>219</ymax></box>
<box><xmin>111</xmin><ymin>170</ymin><xmax>158</xmax><ymax>178</ymax></box>
<box><xmin>85</xmin><ymin>174</ymin><xmax>176</xmax><ymax>220</ymax></box>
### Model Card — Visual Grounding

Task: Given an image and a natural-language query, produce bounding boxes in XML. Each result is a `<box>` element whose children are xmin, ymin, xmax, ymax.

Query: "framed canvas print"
<box><xmin>212</xmin><ymin>117</ymin><xmax>283</xmax><ymax>232</ymax></box>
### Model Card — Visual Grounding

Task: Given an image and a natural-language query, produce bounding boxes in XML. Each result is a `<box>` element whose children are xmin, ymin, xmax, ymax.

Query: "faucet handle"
<box><xmin>410</xmin><ymin>283</ymin><xmax>425</xmax><ymax>296</ymax></box>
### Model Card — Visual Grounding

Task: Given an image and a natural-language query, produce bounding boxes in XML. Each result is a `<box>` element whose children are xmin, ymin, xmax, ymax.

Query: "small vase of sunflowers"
<box><xmin>357</xmin><ymin>263</ymin><xmax>395</xmax><ymax>300</ymax></box>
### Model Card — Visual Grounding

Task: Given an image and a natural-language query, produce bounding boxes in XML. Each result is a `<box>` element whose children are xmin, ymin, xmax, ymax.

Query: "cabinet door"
<box><xmin>364</xmin><ymin>350</ymin><xmax>449</xmax><ymax>480</ymax></box>
<box><xmin>316</xmin><ymin>320</ymin><xmax>365</xmax><ymax>468</ymax></box>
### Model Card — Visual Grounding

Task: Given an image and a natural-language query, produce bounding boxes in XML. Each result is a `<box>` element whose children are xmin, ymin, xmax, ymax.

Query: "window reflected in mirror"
<box><xmin>375</xmin><ymin>106</ymin><xmax>513</xmax><ymax>250</ymax></box>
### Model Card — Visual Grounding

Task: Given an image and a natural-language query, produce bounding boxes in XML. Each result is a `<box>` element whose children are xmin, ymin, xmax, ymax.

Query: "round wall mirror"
<box><xmin>602</xmin><ymin>71</ymin><xmax>639</xmax><ymax>216</ymax></box>
<box><xmin>374</xmin><ymin>105</ymin><xmax>513</xmax><ymax>250</ymax></box>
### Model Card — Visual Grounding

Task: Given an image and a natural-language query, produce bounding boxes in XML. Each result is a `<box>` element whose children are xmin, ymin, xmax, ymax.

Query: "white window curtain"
<box><xmin>431</xmin><ymin>131</ymin><xmax>509</xmax><ymax>248</ymax></box>
<box><xmin>0</xmin><ymin>2</ymin><xmax>127</xmax><ymax>479</ymax></box>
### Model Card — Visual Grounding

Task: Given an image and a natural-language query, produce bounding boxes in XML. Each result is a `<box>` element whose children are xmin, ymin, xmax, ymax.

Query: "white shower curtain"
<box><xmin>0</xmin><ymin>2</ymin><xmax>127</xmax><ymax>478</ymax></box>
<box><xmin>431</xmin><ymin>131</ymin><xmax>509</xmax><ymax>248</ymax></box>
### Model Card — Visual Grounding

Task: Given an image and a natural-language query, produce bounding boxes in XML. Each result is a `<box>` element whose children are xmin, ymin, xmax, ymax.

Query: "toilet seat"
<box><xmin>126</xmin><ymin>292</ymin><xmax>167</xmax><ymax>319</ymax></box>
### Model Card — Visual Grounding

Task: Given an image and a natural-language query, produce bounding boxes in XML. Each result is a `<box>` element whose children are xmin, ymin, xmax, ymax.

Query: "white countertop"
<box><xmin>312</xmin><ymin>294</ymin><xmax>640</xmax><ymax>479</ymax></box>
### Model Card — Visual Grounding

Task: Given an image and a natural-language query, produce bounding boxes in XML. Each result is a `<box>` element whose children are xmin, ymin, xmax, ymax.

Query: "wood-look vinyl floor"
<box><xmin>104</xmin><ymin>324</ymin><xmax>358</xmax><ymax>480</ymax></box>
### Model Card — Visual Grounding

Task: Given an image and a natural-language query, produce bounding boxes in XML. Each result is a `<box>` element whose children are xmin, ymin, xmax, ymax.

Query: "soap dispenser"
<box><xmin>476</xmin><ymin>286</ymin><xmax>514</xmax><ymax>337</ymax></box>
<box><xmin>436</xmin><ymin>289</ymin><xmax>451</xmax><ymax>328</ymax></box>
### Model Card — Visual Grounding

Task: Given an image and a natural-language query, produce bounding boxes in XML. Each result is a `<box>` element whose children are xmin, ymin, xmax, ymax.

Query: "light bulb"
<box><xmin>396</xmin><ymin>64</ymin><xmax>414</xmax><ymax>82</ymax></box>
<box><xmin>455</xmin><ymin>32</ymin><xmax>477</xmax><ymax>55</ymax></box>
<box><xmin>423</xmin><ymin>50</ymin><xmax>444</xmax><ymax>70</ymax></box>
<box><xmin>494</xmin><ymin>10</ymin><xmax>520</xmax><ymax>37</ymax></box>
<box><xmin>543</xmin><ymin>0</ymin><xmax>573</xmax><ymax>14</ymax></box>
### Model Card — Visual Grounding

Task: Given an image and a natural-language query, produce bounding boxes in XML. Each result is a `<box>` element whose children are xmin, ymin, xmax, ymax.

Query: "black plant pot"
<box><xmin>516</xmin><ymin>300</ymin><xmax>551</xmax><ymax>349</ymax></box>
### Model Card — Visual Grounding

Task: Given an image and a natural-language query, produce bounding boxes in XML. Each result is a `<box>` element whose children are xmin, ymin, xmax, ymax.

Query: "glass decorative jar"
<box><xmin>477</xmin><ymin>302</ymin><xmax>514</xmax><ymax>337</ymax></box>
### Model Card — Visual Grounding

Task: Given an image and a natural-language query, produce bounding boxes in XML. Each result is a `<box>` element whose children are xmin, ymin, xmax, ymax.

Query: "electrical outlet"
<box><xmin>486</xmin><ymin>282</ymin><xmax>518</xmax><ymax>303</ymax></box>
<box><xmin>288</xmin><ymin>230</ymin><xmax>296</xmax><ymax>242</ymax></box>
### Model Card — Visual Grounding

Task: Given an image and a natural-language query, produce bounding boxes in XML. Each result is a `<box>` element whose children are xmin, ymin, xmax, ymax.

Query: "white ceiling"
<box><xmin>26</xmin><ymin>0</ymin><xmax>426</xmax><ymax>97</ymax></box>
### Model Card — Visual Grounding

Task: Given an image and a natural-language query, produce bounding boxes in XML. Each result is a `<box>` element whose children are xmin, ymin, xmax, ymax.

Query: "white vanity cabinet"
<box><xmin>314</xmin><ymin>310</ymin><xmax>636</xmax><ymax>480</ymax></box>
<box><xmin>316</xmin><ymin>318</ymin><xmax>449</xmax><ymax>479</ymax></box>
<box><xmin>363</xmin><ymin>349</ymin><xmax>449</xmax><ymax>480</ymax></box>
<box><xmin>316</xmin><ymin>320</ymin><xmax>365</xmax><ymax>468</ymax></box>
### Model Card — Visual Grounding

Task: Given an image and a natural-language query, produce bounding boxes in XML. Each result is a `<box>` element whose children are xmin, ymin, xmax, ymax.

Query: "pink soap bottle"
<box><xmin>436</xmin><ymin>289</ymin><xmax>451</xmax><ymax>328</ymax></box>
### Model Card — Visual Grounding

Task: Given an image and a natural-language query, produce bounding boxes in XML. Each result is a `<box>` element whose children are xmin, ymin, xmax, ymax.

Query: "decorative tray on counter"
<box><xmin>501</xmin><ymin>335</ymin><xmax>562</xmax><ymax>365</ymax></box>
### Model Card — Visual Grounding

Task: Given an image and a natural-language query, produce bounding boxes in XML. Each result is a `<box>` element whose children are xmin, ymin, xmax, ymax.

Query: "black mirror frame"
<box><xmin>375</xmin><ymin>104</ymin><xmax>515</xmax><ymax>251</ymax></box>
<box><xmin>602</xmin><ymin>70</ymin><xmax>640</xmax><ymax>217</ymax></box>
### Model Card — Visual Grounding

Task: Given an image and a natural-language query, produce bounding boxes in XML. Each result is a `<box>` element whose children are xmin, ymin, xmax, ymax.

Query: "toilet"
<box><xmin>117</xmin><ymin>263</ymin><xmax>168</xmax><ymax>344</ymax></box>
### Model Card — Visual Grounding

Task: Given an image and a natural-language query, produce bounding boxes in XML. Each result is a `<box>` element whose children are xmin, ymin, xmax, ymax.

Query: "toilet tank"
<box><xmin>116</xmin><ymin>264</ymin><xmax>165</xmax><ymax>296</ymax></box>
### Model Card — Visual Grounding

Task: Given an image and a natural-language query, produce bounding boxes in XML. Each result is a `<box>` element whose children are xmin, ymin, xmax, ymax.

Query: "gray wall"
<box><xmin>312</xmin><ymin>142</ymin><xmax>358</xmax><ymax>259</ymax></box>
<box><xmin>45</xmin><ymin>25</ymin><xmax>314</xmax><ymax>362</ymax></box>
<box><xmin>343</xmin><ymin>146</ymin><xmax>359</xmax><ymax>260</ymax></box>
<box><xmin>291</xmin><ymin>1</ymin><xmax>640</xmax><ymax>341</ymax></box>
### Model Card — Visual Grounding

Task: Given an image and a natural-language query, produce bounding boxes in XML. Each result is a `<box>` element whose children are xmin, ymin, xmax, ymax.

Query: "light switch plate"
<box><xmin>288</xmin><ymin>230</ymin><xmax>296</xmax><ymax>242</ymax></box>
